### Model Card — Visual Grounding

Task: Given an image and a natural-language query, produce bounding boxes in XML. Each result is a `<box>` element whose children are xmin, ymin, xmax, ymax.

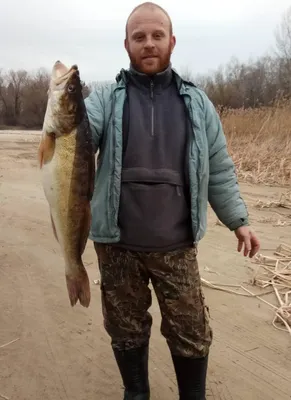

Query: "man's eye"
<box><xmin>154</xmin><ymin>32</ymin><xmax>164</xmax><ymax>39</ymax></box>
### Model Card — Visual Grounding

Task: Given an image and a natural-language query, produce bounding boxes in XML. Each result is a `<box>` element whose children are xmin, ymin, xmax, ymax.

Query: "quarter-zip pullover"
<box><xmin>116</xmin><ymin>64</ymin><xmax>194</xmax><ymax>251</ymax></box>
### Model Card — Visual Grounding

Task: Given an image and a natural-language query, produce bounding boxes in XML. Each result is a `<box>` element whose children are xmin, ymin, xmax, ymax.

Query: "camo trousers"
<box><xmin>94</xmin><ymin>243</ymin><xmax>213</xmax><ymax>358</ymax></box>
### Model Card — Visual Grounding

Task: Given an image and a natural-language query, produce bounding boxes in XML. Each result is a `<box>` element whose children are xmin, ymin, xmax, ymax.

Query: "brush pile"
<box><xmin>254</xmin><ymin>191</ymin><xmax>291</xmax><ymax>210</ymax></box>
<box><xmin>251</xmin><ymin>243</ymin><xmax>291</xmax><ymax>335</ymax></box>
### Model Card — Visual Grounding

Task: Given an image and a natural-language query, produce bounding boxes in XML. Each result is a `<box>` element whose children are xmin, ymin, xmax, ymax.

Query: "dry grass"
<box><xmin>220</xmin><ymin>100</ymin><xmax>291</xmax><ymax>186</ymax></box>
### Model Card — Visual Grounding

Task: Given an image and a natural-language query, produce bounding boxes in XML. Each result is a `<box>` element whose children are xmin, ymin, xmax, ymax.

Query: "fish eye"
<box><xmin>68</xmin><ymin>84</ymin><xmax>76</xmax><ymax>93</ymax></box>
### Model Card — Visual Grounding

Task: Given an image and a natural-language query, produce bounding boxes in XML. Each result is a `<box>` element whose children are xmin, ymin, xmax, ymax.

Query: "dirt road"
<box><xmin>1</xmin><ymin>132</ymin><xmax>290</xmax><ymax>400</ymax></box>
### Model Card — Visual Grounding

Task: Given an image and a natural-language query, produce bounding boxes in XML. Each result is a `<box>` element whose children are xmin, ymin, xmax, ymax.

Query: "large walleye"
<box><xmin>38</xmin><ymin>60</ymin><xmax>95</xmax><ymax>308</ymax></box>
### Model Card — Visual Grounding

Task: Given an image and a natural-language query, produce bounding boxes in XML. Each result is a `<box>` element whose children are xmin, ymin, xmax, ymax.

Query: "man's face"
<box><xmin>125</xmin><ymin>7</ymin><xmax>176</xmax><ymax>75</ymax></box>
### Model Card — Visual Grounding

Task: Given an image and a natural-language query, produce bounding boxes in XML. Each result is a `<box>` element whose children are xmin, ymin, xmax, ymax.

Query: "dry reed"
<box><xmin>251</xmin><ymin>243</ymin><xmax>291</xmax><ymax>335</ymax></box>
<box><xmin>221</xmin><ymin>100</ymin><xmax>291</xmax><ymax>186</ymax></box>
<box><xmin>202</xmin><ymin>243</ymin><xmax>291</xmax><ymax>336</ymax></box>
<box><xmin>254</xmin><ymin>190</ymin><xmax>291</xmax><ymax>209</ymax></box>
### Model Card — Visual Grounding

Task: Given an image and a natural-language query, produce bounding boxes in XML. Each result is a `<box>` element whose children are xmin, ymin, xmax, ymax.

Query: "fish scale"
<box><xmin>38</xmin><ymin>61</ymin><xmax>95</xmax><ymax>308</ymax></box>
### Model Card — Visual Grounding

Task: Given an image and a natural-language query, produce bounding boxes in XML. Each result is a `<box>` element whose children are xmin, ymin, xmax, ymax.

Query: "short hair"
<box><xmin>125</xmin><ymin>2</ymin><xmax>173</xmax><ymax>37</ymax></box>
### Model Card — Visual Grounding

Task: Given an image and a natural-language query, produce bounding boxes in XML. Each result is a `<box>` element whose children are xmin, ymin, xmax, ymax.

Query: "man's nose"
<box><xmin>144</xmin><ymin>36</ymin><xmax>155</xmax><ymax>49</ymax></box>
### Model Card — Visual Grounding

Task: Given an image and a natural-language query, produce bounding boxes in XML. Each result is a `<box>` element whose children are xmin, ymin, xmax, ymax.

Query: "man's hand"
<box><xmin>235</xmin><ymin>226</ymin><xmax>260</xmax><ymax>258</ymax></box>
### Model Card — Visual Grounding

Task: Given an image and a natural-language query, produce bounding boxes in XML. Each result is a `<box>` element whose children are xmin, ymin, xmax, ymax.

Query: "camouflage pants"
<box><xmin>94</xmin><ymin>243</ymin><xmax>213</xmax><ymax>358</ymax></box>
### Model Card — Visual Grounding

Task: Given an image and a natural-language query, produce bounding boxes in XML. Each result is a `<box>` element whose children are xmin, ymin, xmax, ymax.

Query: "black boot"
<box><xmin>113</xmin><ymin>345</ymin><xmax>150</xmax><ymax>400</ymax></box>
<box><xmin>171</xmin><ymin>354</ymin><xmax>208</xmax><ymax>400</ymax></box>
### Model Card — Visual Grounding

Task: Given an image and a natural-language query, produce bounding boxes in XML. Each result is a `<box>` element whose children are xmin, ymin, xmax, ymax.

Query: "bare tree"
<box><xmin>275</xmin><ymin>6</ymin><xmax>291</xmax><ymax>59</ymax></box>
<box><xmin>21</xmin><ymin>68</ymin><xmax>49</xmax><ymax>128</ymax></box>
<box><xmin>0</xmin><ymin>69</ymin><xmax>7</xmax><ymax>125</ymax></box>
<box><xmin>274</xmin><ymin>6</ymin><xmax>291</xmax><ymax>94</ymax></box>
<box><xmin>5</xmin><ymin>69</ymin><xmax>28</xmax><ymax>125</ymax></box>
<box><xmin>180</xmin><ymin>66</ymin><xmax>196</xmax><ymax>83</ymax></box>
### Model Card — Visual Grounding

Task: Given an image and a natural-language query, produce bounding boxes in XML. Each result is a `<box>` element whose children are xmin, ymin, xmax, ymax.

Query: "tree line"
<box><xmin>1</xmin><ymin>6</ymin><xmax>291</xmax><ymax>129</ymax></box>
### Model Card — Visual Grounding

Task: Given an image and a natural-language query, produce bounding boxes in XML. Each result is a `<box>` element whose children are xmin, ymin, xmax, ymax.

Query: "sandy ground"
<box><xmin>0</xmin><ymin>131</ymin><xmax>291</xmax><ymax>400</ymax></box>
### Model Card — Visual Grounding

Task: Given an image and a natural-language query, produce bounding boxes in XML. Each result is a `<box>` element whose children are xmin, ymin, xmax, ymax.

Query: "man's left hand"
<box><xmin>235</xmin><ymin>226</ymin><xmax>260</xmax><ymax>258</ymax></box>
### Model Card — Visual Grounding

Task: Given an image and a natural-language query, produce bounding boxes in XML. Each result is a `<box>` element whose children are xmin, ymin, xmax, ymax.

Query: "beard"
<box><xmin>127</xmin><ymin>43</ymin><xmax>172</xmax><ymax>75</ymax></box>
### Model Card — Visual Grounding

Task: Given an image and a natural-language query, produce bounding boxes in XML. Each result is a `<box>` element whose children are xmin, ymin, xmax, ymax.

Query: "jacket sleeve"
<box><xmin>84</xmin><ymin>88</ymin><xmax>105</xmax><ymax>153</ymax></box>
<box><xmin>203</xmin><ymin>95</ymin><xmax>249</xmax><ymax>230</ymax></box>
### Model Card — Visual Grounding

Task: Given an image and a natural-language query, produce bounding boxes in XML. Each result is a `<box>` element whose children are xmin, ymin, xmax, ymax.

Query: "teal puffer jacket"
<box><xmin>84</xmin><ymin>68</ymin><xmax>248</xmax><ymax>244</ymax></box>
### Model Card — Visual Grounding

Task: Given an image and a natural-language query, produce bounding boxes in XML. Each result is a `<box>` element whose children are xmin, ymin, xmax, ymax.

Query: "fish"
<box><xmin>37</xmin><ymin>60</ymin><xmax>95</xmax><ymax>308</ymax></box>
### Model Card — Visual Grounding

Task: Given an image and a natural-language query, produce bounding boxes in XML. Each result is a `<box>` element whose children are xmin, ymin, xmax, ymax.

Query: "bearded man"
<box><xmin>84</xmin><ymin>2</ymin><xmax>260</xmax><ymax>399</ymax></box>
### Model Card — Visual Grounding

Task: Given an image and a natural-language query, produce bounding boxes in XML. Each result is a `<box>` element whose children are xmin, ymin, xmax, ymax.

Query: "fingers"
<box><xmin>237</xmin><ymin>233</ymin><xmax>260</xmax><ymax>258</ymax></box>
<box><xmin>237</xmin><ymin>235</ymin><xmax>250</xmax><ymax>256</ymax></box>
<box><xmin>237</xmin><ymin>239</ymin><xmax>243</xmax><ymax>253</ymax></box>
<box><xmin>243</xmin><ymin>236</ymin><xmax>251</xmax><ymax>257</ymax></box>
<box><xmin>249</xmin><ymin>234</ymin><xmax>260</xmax><ymax>258</ymax></box>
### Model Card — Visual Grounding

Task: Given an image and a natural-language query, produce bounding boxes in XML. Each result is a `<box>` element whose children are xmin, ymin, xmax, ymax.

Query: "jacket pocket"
<box><xmin>118</xmin><ymin>182</ymin><xmax>193</xmax><ymax>248</ymax></box>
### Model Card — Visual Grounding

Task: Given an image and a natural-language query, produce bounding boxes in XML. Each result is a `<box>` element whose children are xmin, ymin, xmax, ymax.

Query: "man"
<box><xmin>84</xmin><ymin>2</ymin><xmax>260</xmax><ymax>399</ymax></box>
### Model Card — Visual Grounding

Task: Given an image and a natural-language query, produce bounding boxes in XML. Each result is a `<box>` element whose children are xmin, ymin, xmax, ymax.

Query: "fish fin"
<box><xmin>50</xmin><ymin>213</ymin><xmax>59</xmax><ymax>242</ymax></box>
<box><xmin>88</xmin><ymin>153</ymin><xmax>95</xmax><ymax>201</ymax></box>
<box><xmin>37</xmin><ymin>132</ymin><xmax>55</xmax><ymax>168</ymax></box>
<box><xmin>79</xmin><ymin>205</ymin><xmax>91</xmax><ymax>255</ymax></box>
<box><xmin>66</xmin><ymin>266</ymin><xmax>91</xmax><ymax>308</ymax></box>
<box><xmin>37</xmin><ymin>137</ymin><xmax>44</xmax><ymax>168</ymax></box>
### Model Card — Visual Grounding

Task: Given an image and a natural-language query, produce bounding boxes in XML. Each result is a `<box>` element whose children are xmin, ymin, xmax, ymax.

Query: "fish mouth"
<box><xmin>52</xmin><ymin>60</ymin><xmax>79</xmax><ymax>85</ymax></box>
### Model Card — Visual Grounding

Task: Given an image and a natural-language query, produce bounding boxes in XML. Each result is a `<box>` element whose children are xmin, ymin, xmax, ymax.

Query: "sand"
<box><xmin>1</xmin><ymin>131</ymin><xmax>291</xmax><ymax>400</ymax></box>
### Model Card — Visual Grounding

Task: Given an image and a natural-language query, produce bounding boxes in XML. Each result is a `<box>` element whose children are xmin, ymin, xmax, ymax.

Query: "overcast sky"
<box><xmin>1</xmin><ymin>0</ymin><xmax>290</xmax><ymax>82</ymax></box>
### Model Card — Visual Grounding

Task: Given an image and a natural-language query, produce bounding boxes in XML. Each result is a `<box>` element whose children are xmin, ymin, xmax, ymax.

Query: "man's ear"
<box><xmin>124</xmin><ymin>37</ymin><xmax>129</xmax><ymax>53</ymax></box>
<box><xmin>171</xmin><ymin>35</ymin><xmax>176</xmax><ymax>53</ymax></box>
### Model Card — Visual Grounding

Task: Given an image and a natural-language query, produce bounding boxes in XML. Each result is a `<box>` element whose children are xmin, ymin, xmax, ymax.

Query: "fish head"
<box><xmin>43</xmin><ymin>60</ymin><xmax>85</xmax><ymax>136</ymax></box>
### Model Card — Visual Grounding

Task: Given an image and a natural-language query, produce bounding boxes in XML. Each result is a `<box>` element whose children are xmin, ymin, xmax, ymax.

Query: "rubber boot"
<box><xmin>171</xmin><ymin>354</ymin><xmax>208</xmax><ymax>400</ymax></box>
<box><xmin>113</xmin><ymin>345</ymin><xmax>150</xmax><ymax>400</ymax></box>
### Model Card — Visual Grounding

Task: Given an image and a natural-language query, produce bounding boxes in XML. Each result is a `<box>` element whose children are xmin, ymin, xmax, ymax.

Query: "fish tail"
<box><xmin>65</xmin><ymin>264</ymin><xmax>91</xmax><ymax>308</ymax></box>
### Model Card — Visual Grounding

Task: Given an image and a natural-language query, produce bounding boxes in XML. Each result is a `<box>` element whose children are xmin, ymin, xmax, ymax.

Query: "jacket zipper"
<box><xmin>188</xmin><ymin>102</ymin><xmax>200</xmax><ymax>243</ymax></box>
<box><xmin>111</xmin><ymin>89</ymin><xmax>120</xmax><ymax>230</ymax></box>
<box><xmin>181</xmin><ymin>92</ymin><xmax>201</xmax><ymax>244</ymax></box>
<box><xmin>150</xmin><ymin>80</ymin><xmax>154</xmax><ymax>136</ymax></box>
